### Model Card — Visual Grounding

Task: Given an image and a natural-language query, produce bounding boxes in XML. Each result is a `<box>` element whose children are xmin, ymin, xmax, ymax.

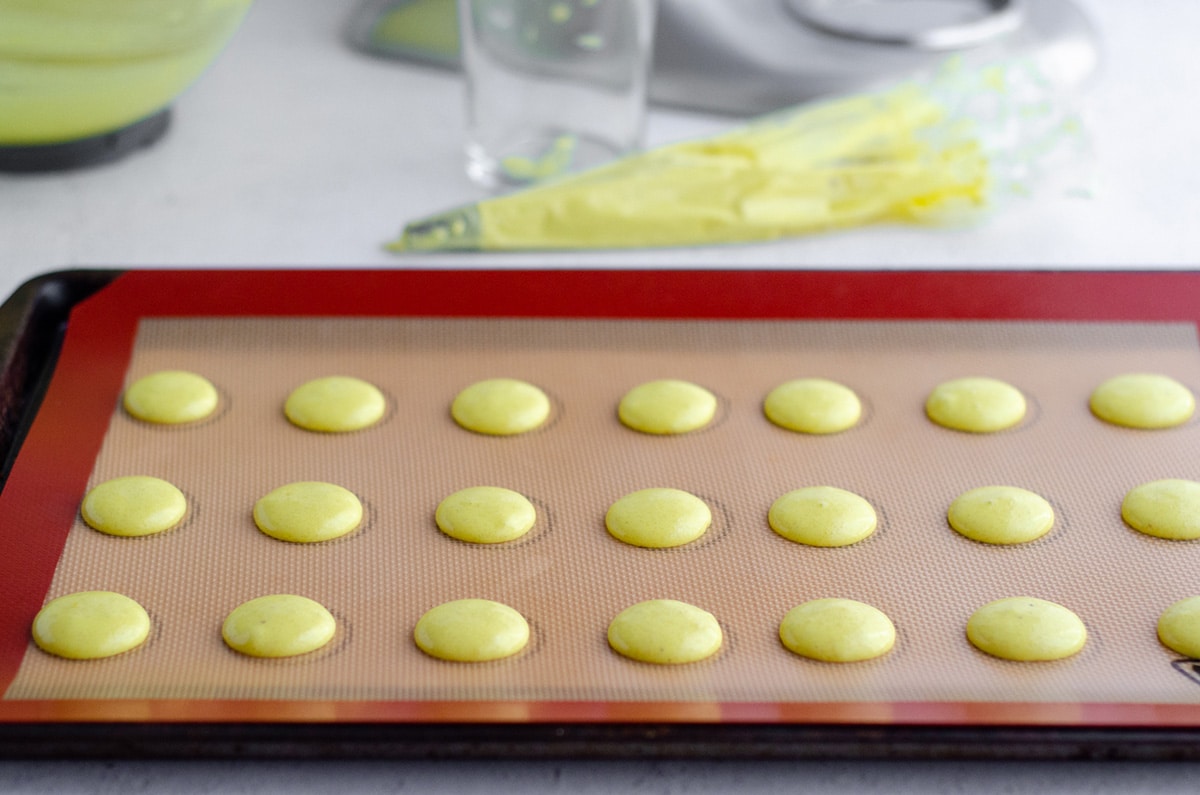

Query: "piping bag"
<box><xmin>389</xmin><ymin>59</ymin><xmax>1088</xmax><ymax>252</ymax></box>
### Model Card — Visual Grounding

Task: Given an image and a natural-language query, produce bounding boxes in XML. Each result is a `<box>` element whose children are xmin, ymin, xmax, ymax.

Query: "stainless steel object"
<box><xmin>348</xmin><ymin>0</ymin><xmax>1100</xmax><ymax>115</ymax></box>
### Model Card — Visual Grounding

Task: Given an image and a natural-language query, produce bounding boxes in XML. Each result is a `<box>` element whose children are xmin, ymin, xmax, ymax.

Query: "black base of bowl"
<box><xmin>0</xmin><ymin>109</ymin><xmax>171</xmax><ymax>173</ymax></box>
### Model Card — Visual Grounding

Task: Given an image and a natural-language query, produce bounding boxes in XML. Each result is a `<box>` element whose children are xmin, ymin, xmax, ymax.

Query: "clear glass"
<box><xmin>457</xmin><ymin>0</ymin><xmax>658</xmax><ymax>188</ymax></box>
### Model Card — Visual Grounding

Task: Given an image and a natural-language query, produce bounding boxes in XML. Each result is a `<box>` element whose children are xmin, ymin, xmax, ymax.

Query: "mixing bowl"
<box><xmin>0</xmin><ymin>0</ymin><xmax>253</xmax><ymax>170</ymax></box>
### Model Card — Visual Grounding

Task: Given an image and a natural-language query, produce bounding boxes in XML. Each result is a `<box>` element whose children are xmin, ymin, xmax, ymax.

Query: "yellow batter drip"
<box><xmin>435</xmin><ymin>486</ymin><xmax>537</xmax><ymax>544</ymax></box>
<box><xmin>605</xmin><ymin>488</ymin><xmax>712</xmax><ymax>549</ymax></box>
<box><xmin>966</xmin><ymin>597</ymin><xmax>1087</xmax><ymax>661</ymax></box>
<box><xmin>221</xmin><ymin>594</ymin><xmax>337</xmax><ymax>658</ymax></box>
<box><xmin>413</xmin><ymin>599</ymin><xmax>530</xmax><ymax>662</ymax></box>
<box><xmin>32</xmin><ymin>591</ymin><xmax>151</xmax><ymax>660</ymax></box>
<box><xmin>1121</xmin><ymin>479</ymin><xmax>1200</xmax><ymax>541</ymax></box>
<box><xmin>1157</xmin><ymin>596</ymin><xmax>1200</xmax><ymax>659</ymax></box>
<box><xmin>81</xmin><ymin>475</ymin><xmax>187</xmax><ymax>537</ymax></box>
<box><xmin>607</xmin><ymin>599</ymin><xmax>723</xmax><ymax>664</ymax></box>
<box><xmin>1090</xmin><ymin>373</ymin><xmax>1196</xmax><ymax>429</ymax></box>
<box><xmin>763</xmin><ymin>378</ymin><xmax>862</xmax><ymax>434</ymax></box>
<box><xmin>450</xmin><ymin>378</ymin><xmax>551</xmax><ymax>436</ymax></box>
<box><xmin>778</xmin><ymin>598</ymin><xmax>896</xmax><ymax>662</ymax></box>
<box><xmin>925</xmin><ymin>377</ymin><xmax>1026</xmax><ymax>433</ymax></box>
<box><xmin>253</xmin><ymin>482</ymin><xmax>364</xmax><ymax>543</ymax></box>
<box><xmin>947</xmin><ymin>486</ymin><xmax>1055</xmax><ymax>545</ymax></box>
<box><xmin>284</xmin><ymin>376</ymin><xmax>387</xmax><ymax>433</ymax></box>
<box><xmin>617</xmin><ymin>380</ymin><xmax>717</xmax><ymax>435</ymax></box>
<box><xmin>767</xmin><ymin>486</ymin><xmax>877</xmax><ymax>547</ymax></box>
<box><xmin>123</xmin><ymin>370</ymin><xmax>219</xmax><ymax>424</ymax></box>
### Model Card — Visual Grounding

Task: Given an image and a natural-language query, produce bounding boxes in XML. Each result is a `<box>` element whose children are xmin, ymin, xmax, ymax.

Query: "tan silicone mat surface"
<box><xmin>8</xmin><ymin>317</ymin><xmax>1200</xmax><ymax>704</ymax></box>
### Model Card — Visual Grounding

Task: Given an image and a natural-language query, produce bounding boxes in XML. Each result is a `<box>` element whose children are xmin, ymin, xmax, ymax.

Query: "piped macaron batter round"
<box><xmin>1157</xmin><ymin>596</ymin><xmax>1200</xmax><ymax>658</ymax></box>
<box><xmin>618</xmin><ymin>379</ymin><xmax>717</xmax><ymax>435</ymax></box>
<box><xmin>925</xmin><ymin>377</ymin><xmax>1026</xmax><ymax>433</ymax></box>
<box><xmin>605</xmin><ymin>488</ymin><xmax>712</xmax><ymax>548</ymax></box>
<box><xmin>768</xmin><ymin>486</ymin><xmax>877</xmax><ymax>547</ymax></box>
<box><xmin>435</xmin><ymin>486</ymin><xmax>537</xmax><ymax>544</ymax></box>
<box><xmin>763</xmin><ymin>378</ymin><xmax>862</xmax><ymax>434</ymax></box>
<box><xmin>1121</xmin><ymin>479</ymin><xmax>1200</xmax><ymax>540</ymax></box>
<box><xmin>81</xmin><ymin>476</ymin><xmax>188</xmax><ymax>537</ymax></box>
<box><xmin>607</xmin><ymin>599</ymin><xmax>723</xmax><ymax>664</ymax></box>
<box><xmin>32</xmin><ymin>591</ymin><xmax>151</xmax><ymax>660</ymax></box>
<box><xmin>284</xmin><ymin>376</ymin><xmax>386</xmax><ymax>432</ymax></box>
<box><xmin>966</xmin><ymin>597</ymin><xmax>1087</xmax><ymax>661</ymax></box>
<box><xmin>123</xmin><ymin>370</ymin><xmax>219</xmax><ymax>424</ymax></box>
<box><xmin>451</xmin><ymin>378</ymin><xmax>551</xmax><ymax>436</ymax></box>
<box><xmin>947</xmin><ymin>486</ymin><xmax>1055</xmax><ymax>545</ymax></box>
<box><xmin>222</xmin><ymin>594</ymin><xmax>337</xmax><ymax>658</ymax></box>
<box><xmin>778</xmin><ymin>598</ymin><xmax>896</xmax><ymax>662</ymax></box>
<box><xmin>413</xmin><ymin>599</ymin><xmax>531</xmax><ymax>662</ymax></box>
<box><xmin>1090</xmin><ymin>373</ymin><xmax>1195</xmax><ymax>429</ymax></box>
<box><xmin>253</xmin><ymin>481</ymin><xmax>364</xmax><ymax>543</ymax></box>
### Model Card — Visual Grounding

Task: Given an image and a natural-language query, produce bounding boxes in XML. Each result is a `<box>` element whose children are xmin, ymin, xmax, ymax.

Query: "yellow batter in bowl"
<box><xmin>0</xmin><ymin>0</ymin><xmax>253</xmax><ymax>145</ymax></box>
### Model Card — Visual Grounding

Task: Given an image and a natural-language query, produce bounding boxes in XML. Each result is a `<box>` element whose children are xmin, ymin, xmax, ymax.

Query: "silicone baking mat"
<box><xmin>3</xmin><ymin>269</ymin><xmax>1200</xmax><ymax>757</ymax></box>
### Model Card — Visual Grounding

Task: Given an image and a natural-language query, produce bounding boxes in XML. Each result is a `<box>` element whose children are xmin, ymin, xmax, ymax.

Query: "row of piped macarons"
<box><xmin>28</xmin><ymin>587</ymin><xmax>1200</xmax><ymax>669</ymax></box>
<box><xmin>79</xmin><ymin>475</ymin><xmax>1200</xmax><ymax>548</ymax></box>
<box><xmin>122</xmin><ymin>370</ymin><xmax>1197</xmax><ymax>436</ymax></box>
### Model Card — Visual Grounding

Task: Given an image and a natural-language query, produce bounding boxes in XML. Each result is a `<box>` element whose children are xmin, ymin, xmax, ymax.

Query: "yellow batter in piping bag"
<box><xmin>389</xmin><ymin>59</ymin><xmax>1086</xmax><ymax>252</ymax></box>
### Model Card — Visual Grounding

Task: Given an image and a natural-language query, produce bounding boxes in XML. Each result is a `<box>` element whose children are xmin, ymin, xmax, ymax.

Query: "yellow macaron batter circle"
<box><xmin>605</xmin><ymin>488</ymin><xmax>712</xmax><ymax>549</ymax></box>
<box><xmin>966</xmin><ymin>597</ymin><xmax>1087</xmax><ymax>661</ymax></box>
<box><xmin>763</xmin><ymin>378</ymin><xmax>862</xmax><ymax>434</ymax></box>
<box><xmin>435</xmin><ymin>486</ymin><xmax>537</xmax><ymax>544</ymax></box>
<box><xmin>222</xmin><ymin>594</ymin><xmax>337</xmax><ymax>658</ymax></box>
<box><xmin>413</xmin><ymin>599</ymin><xmax>531</xmax><ymax>662</ymax></box>
<box><xmin>947</xmin><ymin>486</ymin><xmax>1055</xmax><ymax>545</ymax></box>
<box><xmin>32</xmin><ymin>591</ymin><xmax>151</xmax><ymax>660</ymax></box>
<box><xmin>618</xmin><ymin>379</ymin><xmax>717</xmax><ymax>435</ymax></box>
<box><xmin>778</xmin><ymin>598</ymin><xmax>896</xmax><ymax>662</ymax></box>
<box><xmin>768</xmin><ymin>486</ymin><xmax>877</xmax><ymax>547</ymax></box>
<box><xmin>284</xmin><ymin>376</ymin><xmax>387</xmax><ymax>432</ymax></box>
<box><xmin>1090</xmin><ymin>373</ymin><xmax>1195</xmax><ymax>429</ymax></box>
<box><xmin>253</xmin><ymin>481</ymin><xmax>364</xmax><ymax>543</ymax></box>
<box><xmin>81</xmin><ymin>475</ymin><xmax>188</xmax><ymax>537</ymax></box>
<box><xmin>1157</xmin><ymin>596</ymin><xmax>1200</xmax><ymax>658</ymax></box>
<box><xmin>123</xmin><ymin>370</ymin><xmax>219</xmax><ymax>424</ymax></box>
<box><xmin>607</xmin><ymin>599</ymin><xmax>723</xmax><ymax>665</ymax></box>
<box><xmin>925</xmin><ymin>377</ymin><xmax>1026</xmax><ymax>433</ymax></box>
<box><xmin>450</xmin><ymin>378</ymin><xmax>551</xmax><ymax>436</ymax></box>
<box><xmin>1121</xmin><ymin>479</ymin><xmax>1200</xmax><ymax>541</ymax></box>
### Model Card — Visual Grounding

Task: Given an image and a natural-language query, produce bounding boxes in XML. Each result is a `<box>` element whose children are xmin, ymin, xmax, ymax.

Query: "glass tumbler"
<box><xmin>457</xmin><ymin>0</ymin><xmax>658</xmax><ymax>188</ymax></box>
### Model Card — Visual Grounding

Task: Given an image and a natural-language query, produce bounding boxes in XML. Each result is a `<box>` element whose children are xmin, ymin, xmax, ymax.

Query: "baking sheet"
<box><xmin>2</xmin><ymin>269</ymin><xmax>1200</xmax><ymax>758</ymax></box>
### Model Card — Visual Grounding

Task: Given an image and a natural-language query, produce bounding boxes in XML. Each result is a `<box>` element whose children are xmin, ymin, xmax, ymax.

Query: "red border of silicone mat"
<box><xmin>2</xmin><ymin>268</ymin><xmax>1200</xmax><ymax>727</ymax></box>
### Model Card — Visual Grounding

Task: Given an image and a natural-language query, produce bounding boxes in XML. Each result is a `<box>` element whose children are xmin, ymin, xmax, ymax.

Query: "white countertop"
<box><xmin>2</xmin><ymin>1</ymin><xmax>1200</xmax><ymax>790</ymax></box>
<box><xmin>2</xmin><ymin>0</ymin><xmax>1199</xmax><ymax>303</ymax></box>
